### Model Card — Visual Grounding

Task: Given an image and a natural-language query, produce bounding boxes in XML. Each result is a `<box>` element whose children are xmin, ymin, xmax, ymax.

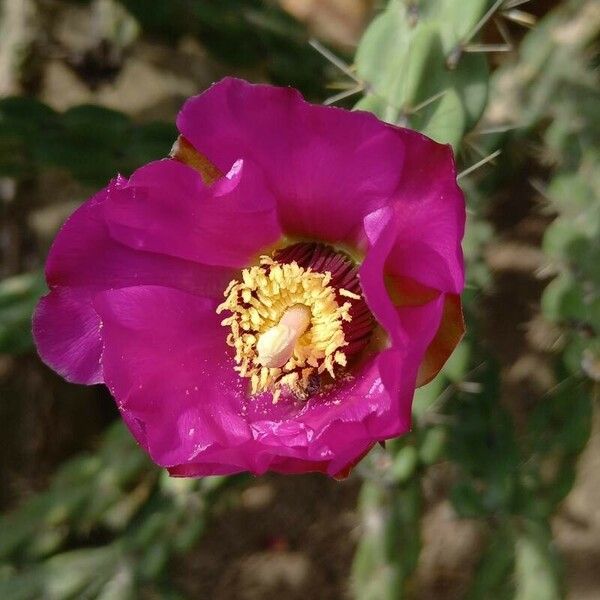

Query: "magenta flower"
<box><xmin>33</xmin><ymin>78</ymin><xmax>465</xmax><ymax>477</ymax></box>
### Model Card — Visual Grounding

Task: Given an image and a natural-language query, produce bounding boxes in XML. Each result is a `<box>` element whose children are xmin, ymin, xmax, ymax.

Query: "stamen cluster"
<box><xmin>217</xmin><ymin>256</ymin><xmax>361</xmax><ymax>402</ymax></box>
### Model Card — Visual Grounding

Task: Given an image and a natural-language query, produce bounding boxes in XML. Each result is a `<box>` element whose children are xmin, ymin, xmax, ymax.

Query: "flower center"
<box><xmin>256</xmin><ymin>303</ymin><xmax>312</xmax><ymax>368</ymax></box>
<box><xmin>217</xmin><ymin>243</ymin><xmax>373</xmax><ymax>402</ymax></box>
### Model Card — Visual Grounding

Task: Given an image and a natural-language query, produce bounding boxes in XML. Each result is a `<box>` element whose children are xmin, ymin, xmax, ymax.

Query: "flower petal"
<box><xmin>33</xmin><ymin>287</ymin><xmax>103</xmax><ymax>384</ymax></box>
<box><xmin>177</xmin><ymin>77</ymin><xmax>407</xmax><ymax>244</ymax></box>
<box><xmin>360</xmin><ymin>205</ymin><xmax>448</xmax><ymax>392</ymax></box>
<box><xmin>416</xmin><ymin>294</ymin><xmax>465</xmax><ymax>386</ymax></box>
<box><xmin>34</xmin><ymin>181</ymin><xmax>233</xmax><ymax>385</ymax></box>
<box><xmin>385</xmin><ymin>139</ymin><xmax>465</xmax><ymax>294</ymax></box>
<box><xmin>104</xmin><ymin>158</ymin><xmax>282</xmax><ymax>268</ymax></box>
<box><xmin>165</xmin><ymin>347</ymin><xmax>415</xmax><ymax>477</ymax></box>
<box><xmin>35</xmin><ymin>78</ymin><xmax>466</xmax><ymax>477</ymax></box>
<box><xmin>46</xmin><ymin>182</ymin><xmax>230</xmax><ymax>296</ymax></box>
<box><xmin>96</xmin><ymin>284</ymin><xmax>417</xmax><ymax>476</ymax></box>
<box><xmin>94</xmin><ymin>285</ymin><xmax>252</xmax><ymax>467</ymax></box>
<box><xmin>178</xmin><ymin>78</ymin><xmax>464</xmax><ymax>294</ymax></box>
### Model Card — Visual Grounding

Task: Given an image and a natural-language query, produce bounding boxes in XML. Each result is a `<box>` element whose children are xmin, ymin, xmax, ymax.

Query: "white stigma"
<box><xmin>256</xmin><ymin>304</ymin><xmax>311</xmax><ymax>368</ymax></box>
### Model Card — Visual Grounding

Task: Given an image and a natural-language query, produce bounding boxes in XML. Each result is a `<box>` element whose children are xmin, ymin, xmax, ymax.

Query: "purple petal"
<box><xmin>34</xmin><ymin>78</ymin><xmax>466</xmax><ymax>477</ymax></box>
<box><xmin>166</xmin><ymin>348</ymin><xmax>412</xmax><ymax>477</ymax></box>
<box><xmin>177</xmin><ymin>77</ymin><xmax>406</xmax><ymax>244</ymax></box>
<box><xmin>104</xmin><ymin>159</ymin><xmax>282</xmax><ymax>268</ymax></box>
<box><xmin>359</xmin><ymin>204</ymin><xmax>447</xmax><ymax>408</ymax></box>
<box><xmin>34</xmin><ymin>181</ymin><xmax>233</xmax><ymax>385</ymax></box>
<box><xmin>385</xmin><ymin>138</ymin><xmax>465</xmax><ymax>294</ymax></box>
<box><xmin>94</xmin><ymin>285</ymin><xmax>252</xmax><ymax>467</ymax></box>
<box><xmin>178</xmin><ymin>78</ymin><xmax>464</xmax><ymax>293</ymax></box>
<box><xmin>94</xmin><ymin>283</ymin><xmax>418</xmax><ymax>476</ymax></box>
<box><xmin>46</xmin><ymin>182</ymin><xmax>231</xmax><ymax>295</ymax></box>
<box><xmin>33</xmin><ymin>287</ymin><xmax>103</xmax><ymax>384</ymax></box>
<box><xmin>361</xmin><ymin>206</ymin><xmax>446</xmax><ymax>351</ymax></box>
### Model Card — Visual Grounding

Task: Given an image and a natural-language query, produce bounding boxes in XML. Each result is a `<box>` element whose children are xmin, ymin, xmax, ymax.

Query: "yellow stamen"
<box><xmin>216</xmin><ymin>256</ymin><xmax>359</xmax><ymax>402</ymax></box>
<box><xmin>339</xmin><ymin>288</ymin><xmax>361</xmax><ymax>300</ymax></box>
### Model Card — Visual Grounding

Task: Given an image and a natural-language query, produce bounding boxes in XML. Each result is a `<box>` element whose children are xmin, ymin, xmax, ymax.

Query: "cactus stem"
<box><xmin>309</xmin><ymin>38</ymin><xmax>361</xmax><ymax>84</ymax></box>
<box><xmin>457</xmin><ymin>149</ymin><xmax>501</xmax><ymax>180</ymax></box>
<box><xmin>406</xmin><ymin>1</ymin><xmax>419</xmax><ymax>27</ymax></box>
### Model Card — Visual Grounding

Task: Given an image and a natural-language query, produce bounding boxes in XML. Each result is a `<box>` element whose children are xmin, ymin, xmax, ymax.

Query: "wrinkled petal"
<box><xmin>417</xmin><ymin>294</ymin><xmax>465</xmax><ymax>386</ymax></box>
<box><xmin>177</xmin><ymin>77</ymin><xmax>407</xmax><ymax>244</ymax></box>
<box><xmin>33</xmin><ymin>287</ymin><xmax>103</xmax><ymax>384</ymax></box>
<box><xmin>94</xmin><ymin>284</ymin><xmax>417</xmax><ymax>476</ymax></box>
<box><xmin>360</xmin><ymin>205</ymin><xmax>447</xmax><ymax>391</ymax></box>
<box><xmin>105</xmin><ymin>159</ymin><xmax>282</xmax><ymax>268</ymax></box>
<box><xmin>165</xmin><ymin>344</ymin><xmax>421</xmax><ymax>477</ymax></box>
<box><xmin>178</xmin><ymin>79</ymin><xmax>464</xmax><ymax>295</ymax></box>
<box><xmin>45</xmin><ymin>182</ymin><xmax>231</xmax><ymax>295</ymax></box>
<box><xmin>385</xmin><ymin>138</ymin><xmax>465</xmax><ymax>294</ymax></box>
<box><xmin>246</xmin><ymin>350</ymin><xmax>405</xmax><ymax>471</ymax></box>
<box><xmin>94</xmin><ymin>286</ymin><xmax>252</xmax><ymax>467</ymax></box>
<box><xmin>34</xmin><ymin>180</ymin><xmax>234</xmax><ymax>385</ymax></box>
<box><xmin>362</xmin><ymin>205</ymin><xmax>464</xmax><ymax>386</ymax></box>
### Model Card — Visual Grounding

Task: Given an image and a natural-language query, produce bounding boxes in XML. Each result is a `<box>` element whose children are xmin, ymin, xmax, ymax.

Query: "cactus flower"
<box><xmin>33</xmin><ymin>78</ymin><xmax>465</xmax><ymax>477</ymax></box>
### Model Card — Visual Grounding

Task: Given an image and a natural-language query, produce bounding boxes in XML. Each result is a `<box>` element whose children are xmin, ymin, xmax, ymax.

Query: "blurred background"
<box><xmin>0</xmin><ymin>0</ymin><xmax>598</xmax><ymax>598</ymax></box>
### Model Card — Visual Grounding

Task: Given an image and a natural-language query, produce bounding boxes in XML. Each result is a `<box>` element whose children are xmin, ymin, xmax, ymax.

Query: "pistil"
<box><xmin>256</xmin><ymin>304</ymin><xmax>312</xmax><ymax>368</ymax></box>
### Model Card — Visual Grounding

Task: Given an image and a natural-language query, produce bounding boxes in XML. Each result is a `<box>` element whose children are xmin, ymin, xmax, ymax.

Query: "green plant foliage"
<box><xmin>512</xmin><ymin>0</ymin><xmax>600</xmax><ymax>381</ymax></box>
<box><xmin>355</xmin><ymin>0</ymin><xmax>489</xmax><ymax>150</ymax></box>
<box><xmin>351</xmin><ymin>0</ymin><xmax>496</xmax><ymax>594</ymax></box>
<box><xmin>0</xmin><ymin>98</ymin><xmax>178</xmax><ymax>358</ymax></box>
<box><xmin>0</xmin><ymin>97</ymin><xmax>176</xmax><ymax>185</ymax></box>
<box><xmin>0</xmin><ymin>422</ymin><xmax>242</xmax><ymax>599</ymax></box>
<box><xmin>466</xmin><ymin>524</ymin><xmax>515</xmax><ymax>600</ymax></box>
<box><xmin>115</xmin><ymin>0</ymin><xmax>330</xmax><ymax>99</ymax></box>
<box><xmin>0</xmin><ymin>272</ymin><xmax>46</xmax><ymax>354</ymax></box>
<box><xmin>417</xmin><ymin>0</ymin><xmax>492</xmax><ymax>54</ymax></box>
<box><xmin>0</xmin><ymin>92</ymin><xmax>247</xmax><ymax>590</ymax></box>
<box><xmin>351</xmin><ymin>471</ymin><xmax>422</xmax><ymax>600</ymax></box>
<box><xmin>514</xmin><ymin>522</ymin><xmax>561</xmax><ymax>600</ymax></box>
